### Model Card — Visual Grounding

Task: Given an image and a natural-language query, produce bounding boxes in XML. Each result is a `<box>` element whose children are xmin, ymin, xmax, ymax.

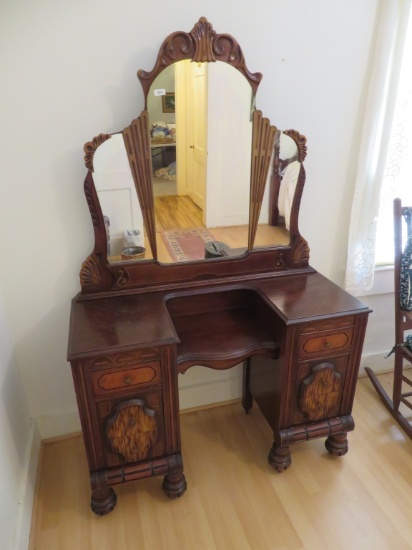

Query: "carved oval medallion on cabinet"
<box><xmin>106</xmin><ymin>399</ymin><xmax>159</xmax><ymax>463</ymax></box>
<box><xmin>298</xmin><ymin>362</ymin><xmax>342</xmax><ymax>421</ymax></box>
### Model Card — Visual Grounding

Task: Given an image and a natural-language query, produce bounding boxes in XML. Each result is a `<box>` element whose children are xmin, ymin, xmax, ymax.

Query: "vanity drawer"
<box><xmin>91</xmin><ymin>361</ymin><xmax>161</xmax><ymax>396</ymax></box>
<box><xmin>299</xmin><ymin>329</ymin><xmax>353</xmax><ymax>359</ymax></box>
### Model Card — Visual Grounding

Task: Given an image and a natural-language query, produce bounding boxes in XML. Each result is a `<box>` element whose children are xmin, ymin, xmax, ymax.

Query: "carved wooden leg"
<box><xmin>162</xmin><ymin>471</ymin><xmax>187</xmax><ymax>499</ymax></box>
<box><xmin>90</xmin><ymin>472</ymin><xmax>117</xmax><ymax>515</ymax></box>
<box><xmin>325</xmin><ymin>432</ymin><xmax>349</xmax><ymax>456</ymax></box>
<box><xmin>268</xmin><ymin>443</ymin><xmax>291</xmax><ymax>472</ymax></box>
<box><xmin>242</xmin><ymin>359</ymin><xmax>253</xmax><ymax>414</ymax></box>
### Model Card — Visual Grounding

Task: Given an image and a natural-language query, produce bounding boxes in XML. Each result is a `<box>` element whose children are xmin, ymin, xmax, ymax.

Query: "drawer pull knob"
<box><xmin>324</xmin><ymin>341</ymin><xmax>332</xmax><ymax>348</ymax></box>
<box><xmin>124</xmin><ymin>376</ymin><xmax>132</xmax><ymax>385</ymax></box>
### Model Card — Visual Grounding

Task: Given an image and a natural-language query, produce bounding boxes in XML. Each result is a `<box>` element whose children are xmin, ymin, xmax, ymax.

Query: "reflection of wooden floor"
<box><xmin>153</xmin><ymin>194</ymin><xmax>290</xmax><ymax>263</ymax></box>
<box><xmin>155</xmin><ymin>195</ymin><xmax>203</xmax><ymax>230</ymax></box>
<box><xmin>107</xmin><ymin>195</ymin><xmax>291</xmax><ymax>264</ymax></box>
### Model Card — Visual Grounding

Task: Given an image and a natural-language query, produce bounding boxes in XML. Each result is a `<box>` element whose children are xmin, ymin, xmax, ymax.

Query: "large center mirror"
<box><xmin>85</xmin><ymin>17</ymin><xmax>307</xmax><ymax>269</ymax></box>
<box><xmin>148</xmin><ymin>60</ymin><xmax>255</xmax><ymax>263</ymax></box>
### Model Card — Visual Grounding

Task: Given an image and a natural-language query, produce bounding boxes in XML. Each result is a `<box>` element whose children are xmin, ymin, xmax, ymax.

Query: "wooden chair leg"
<box><xmin>393</xmin><ymin>351</ymin><xmax>404</xmax><ymax>410</ymax></box>
<box><xmin>365</xmin><ymin>367</ymin><xmax>412</xmax><ymax>439</ymax></box>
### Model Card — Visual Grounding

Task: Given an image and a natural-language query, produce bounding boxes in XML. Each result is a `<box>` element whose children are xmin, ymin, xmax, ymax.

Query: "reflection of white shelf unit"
<box><xmin>150</xmin><ymin>142</ymin><xmax>176</xmax><ymax>148</ymax></box>
<box><xmin>93</xmin><ymin>134</ymin><xmax>145</xmax><ymax>256</ymax></box>
<box><xmin>151</xmin><ymin>142</ymin><xmax>177</xmax><ymax>171</ymax></box>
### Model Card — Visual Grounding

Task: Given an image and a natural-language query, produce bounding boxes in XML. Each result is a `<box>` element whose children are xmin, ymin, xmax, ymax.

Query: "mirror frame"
<box><xmin>79</xmin><ymin>18</ymin><xmax>311</xmax><ymax>295</ymax></box>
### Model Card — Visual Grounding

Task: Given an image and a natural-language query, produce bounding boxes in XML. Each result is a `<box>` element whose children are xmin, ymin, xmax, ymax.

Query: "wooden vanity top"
<box><xmin>68</xmin><ymin>271</ymin><xmax>369</xmax><ymax>361</ymax></box>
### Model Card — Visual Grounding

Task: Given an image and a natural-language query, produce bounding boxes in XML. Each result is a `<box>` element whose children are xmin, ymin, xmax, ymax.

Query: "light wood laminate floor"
<box><xmin>30</xmin><ymin>374</ymin><xmax>412</xmax><ymax>550</ymax></box>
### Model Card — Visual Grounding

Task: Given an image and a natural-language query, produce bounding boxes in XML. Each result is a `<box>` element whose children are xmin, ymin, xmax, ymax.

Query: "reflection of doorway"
<box><xmin>176</xmin><ymin>61</ymin><xmax>208</xmax><ymax>224</ymax></box>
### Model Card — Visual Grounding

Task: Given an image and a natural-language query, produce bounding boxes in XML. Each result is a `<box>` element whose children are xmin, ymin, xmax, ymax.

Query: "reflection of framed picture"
<box><xmin>162</xmin><ymin>93</ymin><xmax>175</xmax><ymax>113</ymax></box>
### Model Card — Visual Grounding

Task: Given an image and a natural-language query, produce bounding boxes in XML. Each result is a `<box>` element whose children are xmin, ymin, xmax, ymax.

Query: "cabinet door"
<box><xmin>289</xmin><ymin>356</ymin><xmax>349</xmax><ymax>426</ymax></box>
<box><xmin>95</xmin><ymin>389</ymin><xmax>166</xmax><ymax>468</ymax></box>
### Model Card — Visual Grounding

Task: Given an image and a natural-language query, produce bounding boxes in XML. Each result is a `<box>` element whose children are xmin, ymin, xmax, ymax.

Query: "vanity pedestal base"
<box><xmin>68</xmin><ymin>275</ymin><xmax>369</xmax><ymax>514</ymax></box>
<box><xmin>266</xmin><ymin>415</ymin><xmax>354</xmax><ymax>472</ymax></box>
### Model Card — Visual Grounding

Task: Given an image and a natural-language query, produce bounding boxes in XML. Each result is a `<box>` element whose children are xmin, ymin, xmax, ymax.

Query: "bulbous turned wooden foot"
<box><xmin>90</xmin><ymin>486</ymin><xmax>117</xmax><ymax>515</ymax></box>
<box><xmin>162</xmin><ymin>471</ymin><xmax>187</xmax><ymax>499</ymax></box>
<box><xmin>268</xmin><ymin>444</ymin><xmax>291</xmax><ymax>472</ymax></box>
<box><xmin>325</xmin><ymin>433</ymin><xmax>349</xmax><ymax>456</ymax></box>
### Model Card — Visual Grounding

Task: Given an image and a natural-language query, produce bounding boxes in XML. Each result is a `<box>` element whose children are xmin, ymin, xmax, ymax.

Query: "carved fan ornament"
<box><xmin>80</xmin><ymin>255</ymin><xmax>102</xmax><ymax>286</ymax></box>
<box><xmin>290</xmin><ymin>236</ymin><xmax>310</xmax><ymax>265</ymax></box>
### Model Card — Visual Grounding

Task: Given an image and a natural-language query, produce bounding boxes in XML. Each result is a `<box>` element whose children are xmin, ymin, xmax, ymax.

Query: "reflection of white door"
<box><xmin>186</xmin><ymin>62</ymin><xmax>207</xmax><ymax>219</ymax></box>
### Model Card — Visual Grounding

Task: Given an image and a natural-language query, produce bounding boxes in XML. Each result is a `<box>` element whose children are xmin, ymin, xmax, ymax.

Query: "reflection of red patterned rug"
<box><xmin>161</xmin><ymin>228</ymin><xmax>215</xmax><ymax>262</ymax></box>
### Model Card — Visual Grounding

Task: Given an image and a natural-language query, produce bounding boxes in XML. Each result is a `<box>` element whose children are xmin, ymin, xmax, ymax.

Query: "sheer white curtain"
<box><xmin>344</xmin><ymin>0</ymin><xmax>411</xmax><ymax>295</ymax></box>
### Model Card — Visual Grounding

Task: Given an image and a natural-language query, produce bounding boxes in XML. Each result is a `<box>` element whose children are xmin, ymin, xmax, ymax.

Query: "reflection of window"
<box><xmin>375</xmin><ymin>15</ymin><xmax>412</xmax><ymax>265</ymax></box>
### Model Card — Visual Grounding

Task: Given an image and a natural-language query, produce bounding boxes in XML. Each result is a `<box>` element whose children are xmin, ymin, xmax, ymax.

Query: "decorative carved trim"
<box><xmin>90</xmin><ymin>350</ymin><xmax>159</xmax><ymax>370</ymax></box>
<box><xmin>248</xmin><ymin>110</ymin><xmax>277</xmax><ymax>249</ymax></box>
<box><xmin>116</xmin><ymin>268</ymin><xmax>130</xmax><ymax>287</ymax></box>
<box><xmin>190</xmin><ymin>17</ymin><xmax>216</xmax><ymax>61</ymax></box>
<box><xmin>274</xmin><ymin>251</ymin><xmax>285</xmax><ymax>269</ymax></box>
<box><xmin>84</xmin><ymin>133</ymin><xmax>111</xmax><ymax>172</ymax></box>
<box><xmin>138</xmin><ymin>17</ymin><xmax>262</xmax><ymax>98</ymax></box>
<box><xmin>292</xmin><ymin>164</ymin><xmax>306</xmax><ymax>215</ymax></box>
<box><xmin>90</xmin><ymin>356</ymin><xmax>115</xmax><ymax>369</ymax></box>
<box><xmin>279</xmin><ymin>415</ymin><xmax>354</xmax><ymax>446</ymax></box>
<box><xmin>283</xmin><ymin>129</ymin><xmax>307</xmax><ymax>162</ymax></box>
<box><xmin>84</xmin><ymin>172</ymin><xmax>100</xmax><ymax>229</ymax></box>
<box><xmin>298</xmin><ymin>363</ymin><xmax>341</xmax><ymax>421</ymax></box>
<box><xmin>106</xmin><ymin>399</ymin><xmax>158</xmax><ymax>463</ymax></box>
<box><xmin>80</xmin><ymin>255</ymin><xmax>103</xmax><ymax>286</ymax></box>
<box><xmin>290</xmin><ymin>236</ymin><xmax>310</xmax><ymax>265</ymax></box>
<box><xmin>123</xmin><ymin>112</ymin><xmax>157</xmax><ymax>259</ymax></box>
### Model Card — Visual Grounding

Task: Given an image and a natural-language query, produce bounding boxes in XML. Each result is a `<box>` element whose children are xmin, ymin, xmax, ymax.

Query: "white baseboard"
<box><xmin>13</xmin><ymin>419</ymin><xmax>41</xmax><ymax>550</ymax></box>
<box><xmin>359</xmin><ymin>351</ymin><xmax>393</xmax><ymax>376</ymax></box>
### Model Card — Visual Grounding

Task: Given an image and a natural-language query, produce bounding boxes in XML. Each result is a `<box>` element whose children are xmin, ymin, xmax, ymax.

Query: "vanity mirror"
<box><xmin>69</xmin><ymin>17</ymin><xmax>370</xmax><ymax>516</ymax></box>
<box><xmin>80</xmin><ymin>17</ymin><xmax>309</xmax><ymax>293</ymax></box>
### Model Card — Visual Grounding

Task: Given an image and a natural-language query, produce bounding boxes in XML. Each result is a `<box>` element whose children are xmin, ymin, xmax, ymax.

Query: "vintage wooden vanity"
<box><xmin>67</xmin><ymin>18</ymin><xmax>370</xmax><ymax>515</ymax></box>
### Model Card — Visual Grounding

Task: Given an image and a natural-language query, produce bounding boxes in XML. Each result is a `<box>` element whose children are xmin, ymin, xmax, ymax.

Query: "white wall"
<box><xmin>0</xmin><ymin>291</ymin><xmax>37</xmax><ymax>549</ymax></box>
<box><xmin>0</xmin><ymin>0</ymin><xmax>389</xmax><ymax>443</ymax></box>
<box><xmin>147</xmin><ymin>65</ymin><xmax>176</xmax><ymax>126</ymax></box>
